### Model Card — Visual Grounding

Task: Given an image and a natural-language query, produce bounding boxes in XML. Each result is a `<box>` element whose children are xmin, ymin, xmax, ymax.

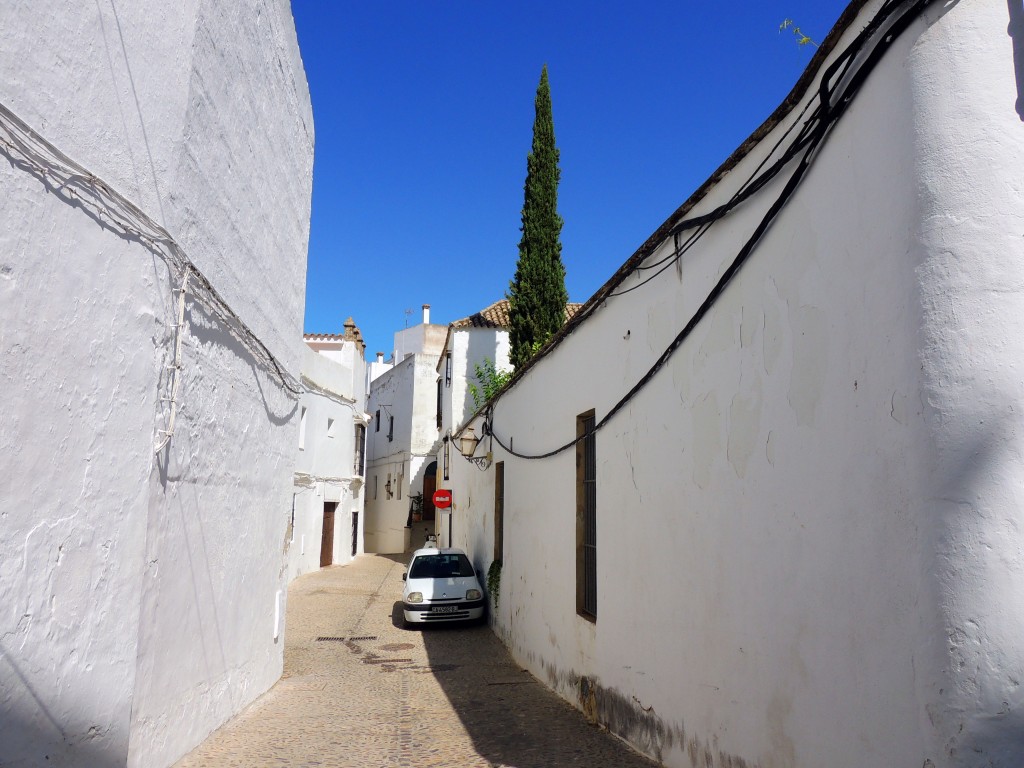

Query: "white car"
<box><xmin>401</xmin><ymin>546</ymin><xmax>485</xmax><ymax>626</ymax></box>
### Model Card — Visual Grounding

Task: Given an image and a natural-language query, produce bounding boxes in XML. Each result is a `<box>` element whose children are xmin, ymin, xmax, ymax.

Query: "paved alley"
<box><xmin>174</xmin><ymin>553</ymin><xmax>658</xmax><ymax>768</ymax></box>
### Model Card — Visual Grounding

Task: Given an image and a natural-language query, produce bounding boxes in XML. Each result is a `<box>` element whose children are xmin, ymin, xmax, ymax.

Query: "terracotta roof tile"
<box><xmin>451</xmin><ymin>299</ymin><xmax>583</xmax><ymax>330</ymax></box>
<box><xmin>304</xmin><ymin>317</ymin><xmax>365</xmax><ymax>347</ymax></box>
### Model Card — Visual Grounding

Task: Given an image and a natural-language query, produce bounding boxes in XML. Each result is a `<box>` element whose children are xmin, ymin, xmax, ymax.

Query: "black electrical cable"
<box><xmin>629</xmin><ymin>93</ymin><xmax>820</xmax><ymax>282</ymax></box>
<box><xmin>0</xmin><ymin>99</ymin><xmax>305</xmax><ymax>398</ymax></box>
<box><xmin>488</xmin><ymin>0</ymin><xmax>933</xmax><ymax>461</ymax></box>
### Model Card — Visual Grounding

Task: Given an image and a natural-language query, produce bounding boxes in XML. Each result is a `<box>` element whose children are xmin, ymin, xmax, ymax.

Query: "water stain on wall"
<box><xmin>575</xmin><ymin>673</ymin><xmax>755</xmax><ymax>768</ymax></box>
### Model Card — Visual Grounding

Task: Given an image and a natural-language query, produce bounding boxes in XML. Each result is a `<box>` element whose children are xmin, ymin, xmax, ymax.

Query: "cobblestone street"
<box><xmin>174</xmin><ymin>553</ymin><xmax>657</xmax><ymax>768</ymax></box>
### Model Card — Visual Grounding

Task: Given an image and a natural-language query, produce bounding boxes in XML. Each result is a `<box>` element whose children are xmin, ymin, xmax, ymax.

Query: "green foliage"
<box><xmin>780</xmin><ymin>19</ymin><xmax>819</xmax><ymax>48</ymax></box>
<box><xmin>468</xmin><ymin>358</ymin><xmax>513</xmax><ymax>410</ymax></box>
<box><xmin>486</xmin><ymin>560</ymin><xmax>502</xmax><ymax>607</ymax></box>
<box><xmin>508</xmin><ymin>65</ymin><xmax>569</xmax><ymax>371</ymax></box>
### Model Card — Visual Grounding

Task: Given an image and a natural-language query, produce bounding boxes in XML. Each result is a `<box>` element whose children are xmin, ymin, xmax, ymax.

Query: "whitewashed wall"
<box><xmin>366</xmin><ymin>357</ymin><xmax>415</xmax><ymax>553</ymax></box>
<box><xmin>393</xmin><ymin>321</ymin><xmax>447</xmax><ymax>365</ymax></box>
<box><xmin>0</xmin><ymin>2</ymin><xmax>312</xmax><ymax>766</ymax></box>
<box><xmin>365</xmin><ymin>352</ymin><xmax>445</xmax><ymax>553</ymax></box>
<box><xmin>441</xmin><ymin>327</ymin><xmax>510</xmax><ymax>439</ymax></box>
<box><xmin>452</xmin><ymin>2</ymin><xmax>1024</xmax><ymax>767</ymax></box>
<box><xmin>290</xmin><ymin>345</ymin><xmax>367</xmax><ymax>582</ymax></box>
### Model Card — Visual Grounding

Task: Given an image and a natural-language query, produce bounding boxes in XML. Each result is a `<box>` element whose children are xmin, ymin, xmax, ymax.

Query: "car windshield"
<box><xmin>409</xmin><ymin>553</ymin><xmax>475</xmax><ymax>579</ymax></box>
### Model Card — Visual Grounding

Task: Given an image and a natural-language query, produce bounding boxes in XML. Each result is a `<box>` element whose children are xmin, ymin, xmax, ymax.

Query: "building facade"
<box><xmin>445</xmin><ymin>2</ymin><xmax>1024</xmax><ymax>766</ymax></box>
<box><xmin>290</xmin><ymin>323</ymin><xmax>370</xmax><ymax>582</ymax></box>
<box><xmin>0</xmin><ymin>2</ymin><xmax>313</xmax><ymax>766</ymax></box>
<box><xmin>363</xmin><ymin>306</ymin><xmax>447</xmax><ymax>553</ymax></box>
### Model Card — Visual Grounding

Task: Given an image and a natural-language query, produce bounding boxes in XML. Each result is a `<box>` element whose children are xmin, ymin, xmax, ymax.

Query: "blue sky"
<box><xmin>292</xmin><ymin>1</ymin><xmax>850</xmax><ymax>358</ymax></box>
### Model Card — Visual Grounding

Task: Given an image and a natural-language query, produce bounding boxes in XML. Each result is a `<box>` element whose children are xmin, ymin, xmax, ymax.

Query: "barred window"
<box><xmin>576</xmin><ymin>410</ymin><xmax>596</xmax><ymax>620</ymax></box>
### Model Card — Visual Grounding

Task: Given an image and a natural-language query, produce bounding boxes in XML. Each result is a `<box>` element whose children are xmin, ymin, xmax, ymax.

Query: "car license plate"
<box><xmin>432</xmin><ymin>606</ymin><xmax>458</xmax><ymax>614</ymax></box>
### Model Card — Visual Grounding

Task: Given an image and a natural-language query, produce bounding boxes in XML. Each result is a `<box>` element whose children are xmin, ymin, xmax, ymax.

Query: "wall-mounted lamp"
<box><xmin>457</xmin><ymin>426</ymin><xmax>491</xmax><ymax>470</ymax></box>
<box><xmin>459</xmin><ymin>427</ymin><xmax>478</xmax><ymax>458</ymax></box>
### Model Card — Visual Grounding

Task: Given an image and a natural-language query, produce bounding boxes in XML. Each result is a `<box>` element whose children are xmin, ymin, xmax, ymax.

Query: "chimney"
<box><xmin>376</xmin><ymin>352</ymin><xmax>384</xmax><ymax>364</ymax></box>
<box><xmin>422</xmin><ymin>304</ymin><xmax>430</xmax><ymax>325</ymax></box>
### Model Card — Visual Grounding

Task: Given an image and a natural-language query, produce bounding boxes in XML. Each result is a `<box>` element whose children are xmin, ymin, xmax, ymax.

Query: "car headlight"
<box><xmin>406</xmin><ymin>592</ymin><xmax>423</xmax><ymax>603</ymax></box>
<box><xmin>465</xmin><ymin>589</ymin><xmax>481</xmax><ymax>601</ymax></box>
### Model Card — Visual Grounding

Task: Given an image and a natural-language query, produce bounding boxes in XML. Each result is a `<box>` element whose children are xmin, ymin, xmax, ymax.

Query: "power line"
<box><xmin>0</xmin><ymin>98</ymin><xmax>307</xmax><ymax>453</ymax></box>
<box><xmin>489</xmin><ymin>0</ymin><xmax>933</xmax><ymax>461</ymax></box>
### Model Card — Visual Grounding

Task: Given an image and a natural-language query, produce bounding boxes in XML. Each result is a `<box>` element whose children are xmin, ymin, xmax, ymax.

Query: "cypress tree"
<box><xmin>508</xmin><ymin>65</ymin><xmax>568</xmax><ymax>370</ymax></box>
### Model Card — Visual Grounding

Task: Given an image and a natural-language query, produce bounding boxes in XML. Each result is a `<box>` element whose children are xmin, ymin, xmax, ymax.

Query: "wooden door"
<box><xmin>320</xmin><ymin>502</ymin><xmax>336</xmax><ymax>567</ymax></box>
<box><xmin>423</xmin><ymin>474</ymin><xmax>436</xmax><ymax>522</ymax></box>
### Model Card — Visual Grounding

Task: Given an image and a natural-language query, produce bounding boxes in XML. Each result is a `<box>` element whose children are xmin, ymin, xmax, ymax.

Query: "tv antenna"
<box><xmin>404</xmin><ymin>308</ymin><xmax>413</xmax><ymax>327</ymax></box>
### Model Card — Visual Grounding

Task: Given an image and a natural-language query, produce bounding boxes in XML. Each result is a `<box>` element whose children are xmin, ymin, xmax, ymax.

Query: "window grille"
<box><xmin>494</xmin><ymin>462</ymin><xmax>504</xmax><ymax>562</ymax></box>
<box><xmin>436</xmin><ymin>379</ymin><xmax>442</xmax><ymax>430</ymax></box>
<box><xmin>576</xmin><ymin>410</ymin><xmax>596</xmax><ymax>620</ymax></box>
<box><xmin>353</xmin><ymin>424</ymin><xmax>366</xmax><ymax>475</ymax></box>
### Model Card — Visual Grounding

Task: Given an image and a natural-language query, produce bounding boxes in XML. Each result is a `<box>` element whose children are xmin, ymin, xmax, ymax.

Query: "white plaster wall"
<box><xmin>440</xmin><ymin>427</ymin><xmax>496</xmax><ymax>566</ymax></box>
<box><xmin>365</xmin><ymin>352</ymin><xmax>442</xmax><ymax>552</ymax></box>
<box><xmin>394</xmin><ymin>322</ymin><xmax>448</xmax><ymax>363</ymax></box>
<box><xmin>410</xmin><ymin>354</ymin><xmax>442</xmax><ymax>454</ymax></box>
<box><xmin>368</xmin><ymin>357</ymin><xmax>395</xmax><ymax>384</ymax></box>
<box><xmin>445</xmin><ymin>327</ymin><xmax>511</xmax><ymax>434</ymax></box>
<box><xmin>911</xmin><ymin>3</ymin><xmax>1024</xmax><ymax>762</ymax></box>
<box><xmin>0</xmin><ymin>1</ymin><xmax>312</xmax><ymax>766</ymax></box>
<box><xmin>289</xmin><ymin>345</ymin><xmax>366</xmax><ymax>581</ymax></box>
<box><xmin>451</xmin><ymin>2</ymin><xmax>1024</xmax><ymax>766</ymax></box>
<box><xmin>307</xmin><ymin>343</ymin><xmax>362</xmax><ymax>406</ymax></box>
<box><xmin>365</xmin><ymin>358</ymin><xmax>417</xmax><ymax>553</ymax></box>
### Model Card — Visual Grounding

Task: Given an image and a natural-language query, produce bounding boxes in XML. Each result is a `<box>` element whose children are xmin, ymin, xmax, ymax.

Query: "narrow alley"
<box><xmin>173</xmin><ymin>553</ymin><xmax>658</xmax><ymax>768</ymax></box>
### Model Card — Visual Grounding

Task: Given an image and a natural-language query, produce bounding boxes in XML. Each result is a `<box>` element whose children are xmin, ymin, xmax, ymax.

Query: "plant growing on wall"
<box><xmin>468</xmin><ymin>358</ymin><xmax>513</xmax><ymax>410</ymax></box>
<box><xmin>486</xmin><ymin>560</ymin><xmax>502</xmax><ymax>607</ymax></box>
<box><xmin>779</xmin><ymin>19</ymin><xmax>819</xmax><ymax>49</ymax></box>
<box><xmin>507</xmin><ymin>65</ymin><xmax>568</xmax><ymax>371</ymax></box>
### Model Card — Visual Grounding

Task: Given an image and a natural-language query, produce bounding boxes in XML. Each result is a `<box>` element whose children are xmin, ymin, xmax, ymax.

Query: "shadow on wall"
<box><xmin>184</xmin><ymin>300</ymin><xmax>298</xmax><ymax>429</ymax></box>
<box><xmin>154</xmin><ymin>280</ymin><xmax>299</xmax><ymax>492</ymax></box>
<box><xmin>1008</xmin><ymin>0</ymin><xmax>1024</xmax><ymax>120</ymax></box>
<box><xmin>928</xmin><ymin>413</ymin><xmax>1024</xmax><ymax>762</ymax></box>
<box><xmin>0</xmin><ymin>640</ymin><xmax>127</xmax><ymax>767</ymax></box>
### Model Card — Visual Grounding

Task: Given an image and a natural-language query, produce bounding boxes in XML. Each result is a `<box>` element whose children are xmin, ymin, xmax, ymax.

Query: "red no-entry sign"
<box><xmin>432</xmin><ymin>489</ymin><xmax>452</xmax><ymax>509</ymax></box>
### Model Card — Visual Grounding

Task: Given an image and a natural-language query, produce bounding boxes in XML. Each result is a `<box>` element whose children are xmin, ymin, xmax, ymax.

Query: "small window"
<box><xmin>444</xmin><ymin>353</ymin><xmax>452</xmax><ymax>387</ymax></box>
<box><xmin>289</xmin><ymin>494</ymin><xmax>296</xmax><ymax>544</ymax></box>
<box><xmin>436</xmin><ymin>378</ymin><xmax>442</xmax><ymax>430</ymax></box>
<box><xmin>385</xmin><ymin>472</ymin><xmax>394</xmax><ymax>500</ymax></box>
<box><xmin>388</xmin><ymin>415</ymin><xmax>394</xmax><ymax>442</ymax></box>
<box><xmin>494</xmin><ymin>462</ymin><xmax>504</xmax><ymax>563</ymax></box>
<box><xmin>373</xmin><ymin>475</ymin><xmax>378</xmax><ymax>500</ymax></box>
<box><xmin>375</xmin><ymin>410</ymin><xmax>380</xmax><ymax>432</ymax></box>
<box><xmin>576</xmin><ymin>410</ymin><xmax>596</xmax><ymax>620</ymax></box>
<box><xmin>299</xmin><ymin>407</ymin><xmax>307</xmax><ymax>450</ymax></box>
<box><xmin>327</xmin><ymin>418</ymin><xmax>336</xmax><ymax>438</ymax></box>
<box><xmin>397</xmin><ymin>470</ymin><xmax>403</xmax><ymax>500</ymax></box>
<box><xmin>353</xmin><ymin>424</ymin><xmax>366</xmax><ymax>475</ymax></box>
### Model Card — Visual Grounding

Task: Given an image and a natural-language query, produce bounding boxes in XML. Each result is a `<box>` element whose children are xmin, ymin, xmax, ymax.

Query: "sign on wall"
<box><xmin>433</xmin><ymin>489</ymin><xmax>452</xmax><ymax>509</ymax></box>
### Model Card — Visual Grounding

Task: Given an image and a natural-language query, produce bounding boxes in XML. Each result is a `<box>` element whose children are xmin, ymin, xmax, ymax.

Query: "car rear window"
<box><xmin>409</xmin><ymin>553</ymin><xmax>475</xmax><ymax>579</ymax></box>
